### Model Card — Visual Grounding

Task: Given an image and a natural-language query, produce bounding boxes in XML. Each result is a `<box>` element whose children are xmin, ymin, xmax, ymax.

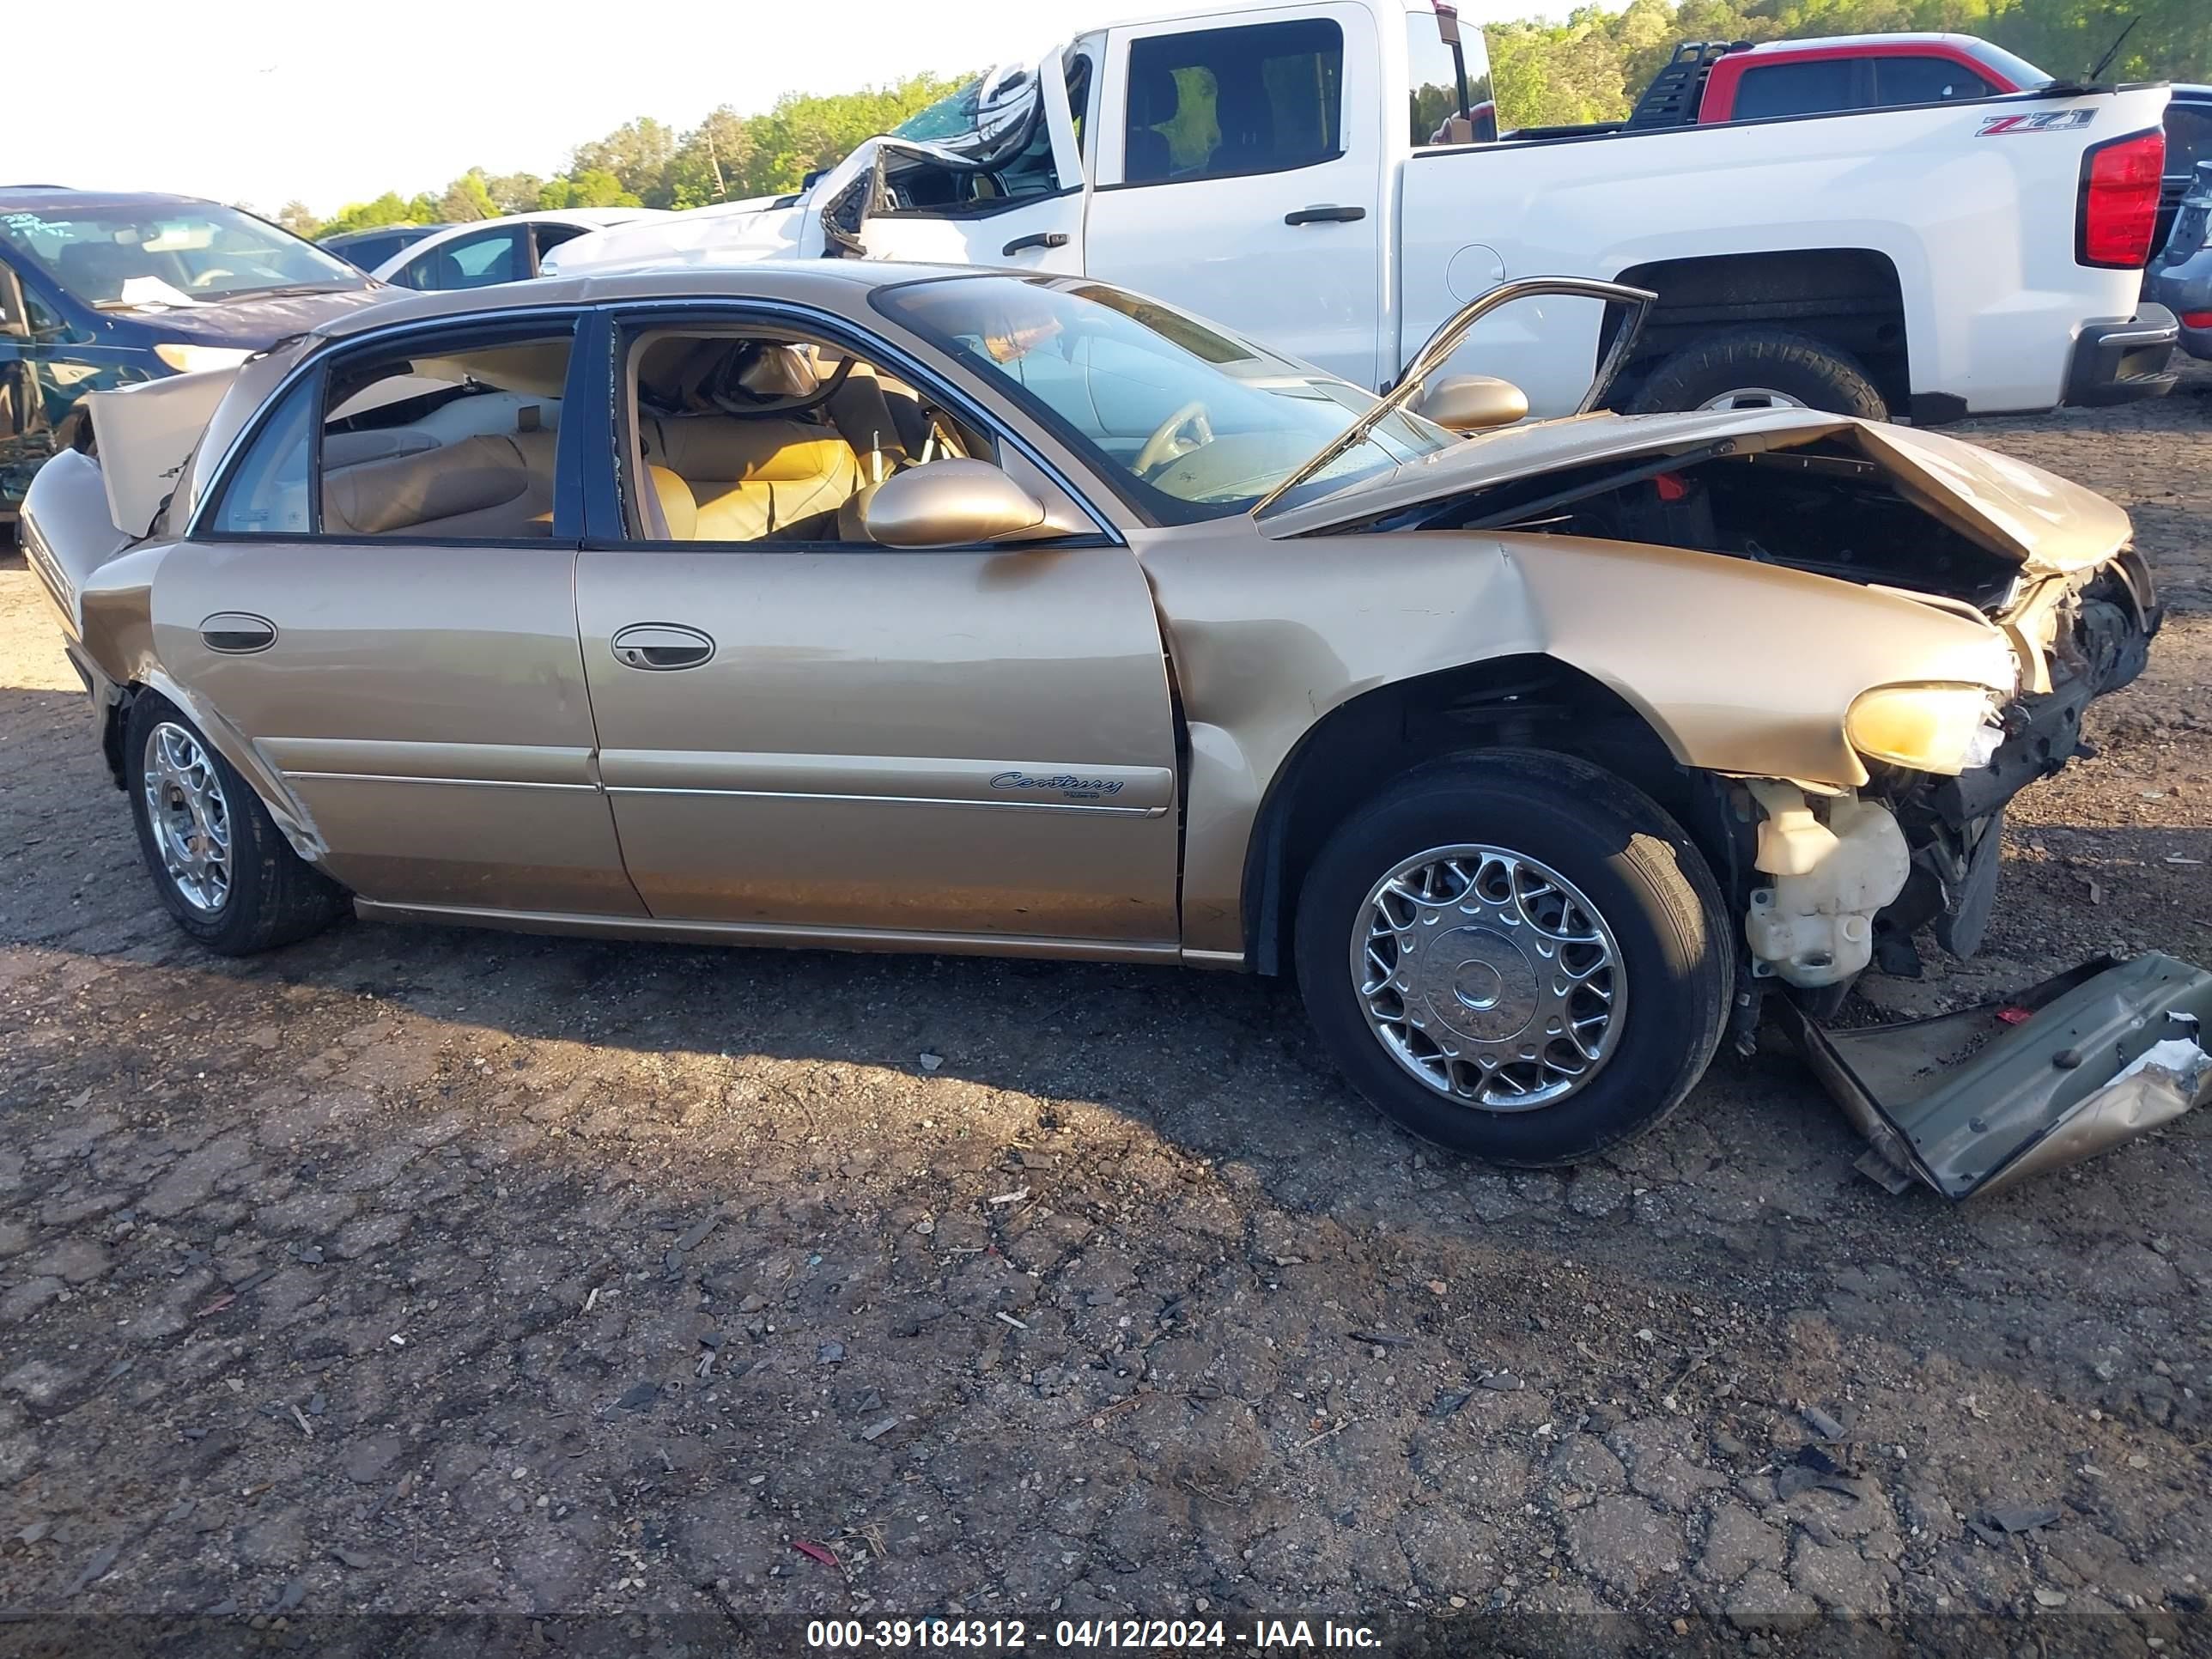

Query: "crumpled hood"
<box><xmin>1263</xmin><ymin>406</ymin><xmax>2133</xmax><ymax>579</ymax></box>
<box><xmin>106</xmin><ymin>283</ymin><xmax>386</xmax><ymax>348</ymax></box>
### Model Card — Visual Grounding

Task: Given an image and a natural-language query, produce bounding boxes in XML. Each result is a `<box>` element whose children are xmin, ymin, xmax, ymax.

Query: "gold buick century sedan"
<box><xmin>21</xmin><ymin>263</ymin><xmax>2157</xmax><ymax>1166</ymax></box>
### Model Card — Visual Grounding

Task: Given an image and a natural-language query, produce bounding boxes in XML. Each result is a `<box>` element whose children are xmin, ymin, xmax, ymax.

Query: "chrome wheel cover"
<box><xmin>143</xmin><ymin>722</ymin><xmax>232</xmax><ymax>915</ymax></box>
<box><xmin>1696</xmin><ymin>386</ymin><xmax>1808</xmax><ymax>411</ymax></box>
<box><xmin>1351</xmin><ymin>844</ymin><xmax>1624</xmax><ymax>1111</ymax></box>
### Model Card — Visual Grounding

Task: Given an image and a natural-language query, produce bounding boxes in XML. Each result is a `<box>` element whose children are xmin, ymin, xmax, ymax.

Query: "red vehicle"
<box><xmin>1660</xmin><ymin>33</ymin><xmax>2057</xmax><ymax>125</ymax></box>
<box><xmin>1619</xmin><ymin>33</ymin><xmax>2204</xmax><ymax>255</ymax></box>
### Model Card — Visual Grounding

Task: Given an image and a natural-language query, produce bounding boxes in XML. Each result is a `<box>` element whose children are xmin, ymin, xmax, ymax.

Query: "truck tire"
<box><xmin>1630</xmin><ymin>327</ymin><xmax>1888</xmax><ymax>420</ymax></box>
<box><xmin>1293</xmin><ymin>750</ymin><xmax>1731</xmax><ymax>1167</ymax></box>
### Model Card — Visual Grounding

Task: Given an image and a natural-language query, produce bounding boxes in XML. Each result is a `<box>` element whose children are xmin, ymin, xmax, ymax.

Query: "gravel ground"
<box><xmin>0</xmin><ymin>370</ymin><xmax>2208</xmax><ymax>1650</ymax></box>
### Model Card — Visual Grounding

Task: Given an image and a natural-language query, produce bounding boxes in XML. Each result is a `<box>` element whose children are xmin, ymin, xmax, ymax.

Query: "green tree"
<box><xmin>437</xmin><ymin>170</ymin><xmax>499</xmax><ymax>223</ymax></box>
<box><xmin>274</xmin><ymin>201</ymin><xmax>320</xmax><ymax>238</ymax></box>
<box><xmin>481</xmin><ymin>172</ymin><xmax>547</xmax><ymax>215</ymax></box>
<box><xmin>569</xmin><ymin>117</ymin><xmax>680</xmax><ymax>206</ymax></box>
<box><xmin>538</xmin><ymin>168</ymin><xmax>642</xmax><ymax>210</ymax></box>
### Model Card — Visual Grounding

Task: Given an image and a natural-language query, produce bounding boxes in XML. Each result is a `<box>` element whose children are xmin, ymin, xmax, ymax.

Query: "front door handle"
<box><xmin>1285</xmin><ymin>204</ymin><xmax>1366</xmax><ymax>226</ymax></box>
<box><xmin>199</xmin><ymin>611</ymin><xmax>276</xmax><ymax>653</ymax></box>
<box><xmin>1002</xmin><ymin>230</ymin><xmax>1071</xmax><ymax>257</ymax></box>
<box><xmin>611</xmin><ymin>623</ymin><xmax>715</xmax><ymax>671</ymax></box>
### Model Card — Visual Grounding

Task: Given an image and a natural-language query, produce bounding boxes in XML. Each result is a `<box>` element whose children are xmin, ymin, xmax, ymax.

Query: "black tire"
<box><xmin>1293</xmin><ymin>750</ymin><xmax>1732</xmax><ymax>1167</ymax></box>
<box><xmin>125</xmin><ymin>694</ymin><xmax>345</xmax><ymax>955</ymax></box>
<box><xmin>1630</xmin><ymin>326</ymin><xmax>1888</xmax><ymax>421</ymax></box>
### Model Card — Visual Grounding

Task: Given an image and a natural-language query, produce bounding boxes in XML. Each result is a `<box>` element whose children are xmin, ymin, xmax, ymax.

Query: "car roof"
<box><xmin>323</xmin><ymin>223</ymin><xmax>453</xmax><ymax>245</ymax></box>
<box><xmin>0</xmin><ymin>185</ymin><xmax>230</xmax><ymax>213</ymax></box>
<box><xmin>366</xmin><ymin>210</ymin><xmax>671</xmax><ymax>276</ymax></box>
<box><xmin>1736</xmin><ymin>32</ymin><xmax>1998</xmax><ymax>56</ymax></box>
<box><xmin>316</xmin><ymin>257</ymin><xmax>991</xmax><ymax>338</ymax></box>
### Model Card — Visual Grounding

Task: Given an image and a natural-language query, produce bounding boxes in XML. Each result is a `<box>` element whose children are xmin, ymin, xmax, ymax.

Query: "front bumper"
<box><xmin>2063</xmin><ymin>303</ymin><xmax>2180</xmax><ymax>405</ymax></box>
<box><xmin>1779</xmin><ymin>953</ymin><xmax>2212</xmax><ymax>1199</ymax></box>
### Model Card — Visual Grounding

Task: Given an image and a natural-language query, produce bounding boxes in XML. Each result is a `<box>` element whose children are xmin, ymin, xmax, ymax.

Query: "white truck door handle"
<box><xmin>1285</xmin><ymin>205</ymin><xmax>1366</xmax><ymax>226</ymax></box>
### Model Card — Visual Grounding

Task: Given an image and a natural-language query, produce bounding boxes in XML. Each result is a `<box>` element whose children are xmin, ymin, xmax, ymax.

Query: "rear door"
<box><xmin>158</xmin><ymin>312</ymin><xmax>643</xmax><ymax>916</ymax></box>
<box><xmin>1083</xmin><ymin>4</ymin><xmax>1385</xmax><ymax>387</ymax></box>
<box><xmin>570</xmin><ymin>299</ymin><xmax>1182</xmax><ymax>948</ymax></box>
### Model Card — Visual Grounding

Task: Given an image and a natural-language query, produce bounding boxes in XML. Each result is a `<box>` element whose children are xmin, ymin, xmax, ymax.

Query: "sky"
<box><xmin>19</xmin><ymin>0</ymin><xmax>1576</xmax><ymax>216</ymax></box>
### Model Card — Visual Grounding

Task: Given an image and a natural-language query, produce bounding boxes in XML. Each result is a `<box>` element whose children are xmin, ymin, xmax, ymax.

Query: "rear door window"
<box><xmin>400</xmin><ymin>226</ymin><xmax>528</xmax><ymax>291</ymax></box>
<box><xmin>1731</xmin><ymin>58</ymin><xmax>1863</xmax><ymax>120</ymax></box>
<box><xmin>2168</xmin><ymin>105</ymin><xmax>2212</xmax><ymax>180</ymax></box>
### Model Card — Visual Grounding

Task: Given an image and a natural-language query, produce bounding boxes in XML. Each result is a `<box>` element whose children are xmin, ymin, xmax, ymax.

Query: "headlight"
<box><xmin>1845</xmin><ymin>684</ymin><xmax>2001</xmax><ymax>775</ymax></box>
<box><xmin>153</xmin><ymin>343</ymin><xmax>252</xmax><ymax>374</ymax></box>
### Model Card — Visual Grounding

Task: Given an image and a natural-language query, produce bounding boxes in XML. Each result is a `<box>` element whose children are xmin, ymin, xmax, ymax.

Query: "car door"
<box><xmin>157</xmin><ymin>311</ymin><xmax>644</xmax><ymax>917</ymax></box>
<box><xmin>1083</xmin><ymin>5</ymin><xmax>1385</xmax><ymax>387</ymax></box>
<box><xmin>856</xmin><ymin>50</ymin><xmax>1090</xmax><ymax>276</ymax></box>
<box><xmin>570</xmin><ymin>300</ymin><xmax>1182</xmax><ymax>949</ymax></box>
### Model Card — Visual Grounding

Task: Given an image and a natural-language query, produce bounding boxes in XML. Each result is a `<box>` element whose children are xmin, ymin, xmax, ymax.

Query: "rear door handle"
<box><xmin>611</xmin><ymin>623</ymin><xmax>715</xmax><ymax>671</ymax></box>
<box><xmin>199</xmin><ymin>611</ymin><xmax>276</xmax><ymax>653</ymax></box>
<box><xmin>1285</xmin><ymin>204</ymin><xmax>1366</xmax><ymax>225</ymax></box>
<box><xmin>1002</xmin><ymin>231</ymin><xmax>1071</xmax><ymax>256</ymax></box>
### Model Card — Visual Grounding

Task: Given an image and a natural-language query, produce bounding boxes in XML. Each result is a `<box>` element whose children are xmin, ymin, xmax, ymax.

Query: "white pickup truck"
<box><xmin>553</xmin><ymin>0</ymin><xmax>2180</xmax><ymax>423</ymax></box>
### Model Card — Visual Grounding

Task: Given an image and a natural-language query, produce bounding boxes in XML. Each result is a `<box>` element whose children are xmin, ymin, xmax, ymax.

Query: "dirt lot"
<box><xmin>0</xmin><ymin>372</ymin><xmax>2208</xmax><ymax>1650</ymax></box>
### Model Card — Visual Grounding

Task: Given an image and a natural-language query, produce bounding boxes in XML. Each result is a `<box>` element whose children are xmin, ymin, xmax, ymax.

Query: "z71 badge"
<box><xmin>1978</xmin><ymin>109</ymin><xmax>2094</xmax><ymax>136</ymax></box>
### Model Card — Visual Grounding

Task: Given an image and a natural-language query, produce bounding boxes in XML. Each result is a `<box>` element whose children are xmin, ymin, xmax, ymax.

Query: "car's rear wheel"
<box><xmin>126</xmin><ymin>695</ymin><xmax>344</xmax><ymax>955</ymax></box>
<box><xmin>1294</xmin><ymin>751</ymin><xmax>1731</xmax><ymax>1166</ymax></box>
<box><xmin>1630</xmin><ymin>326</ymin><xmax>1887</xmax><ymax>421</ymax></box>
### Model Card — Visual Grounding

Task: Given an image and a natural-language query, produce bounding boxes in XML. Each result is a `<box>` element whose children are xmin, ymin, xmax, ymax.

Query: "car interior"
<box><xmin>622</xmin><ymin>328</ymin><xmax>994</xmax><ymax>543</ymax></box>
<box><xmin>299</xmin><ymin>326</ymin><xmax>999</xmax><ymax>544</ymax></box>
<box><xmin>317</xmin><ymin>337</ymin><xmax>571</xmax><ymax>538</ymax></box>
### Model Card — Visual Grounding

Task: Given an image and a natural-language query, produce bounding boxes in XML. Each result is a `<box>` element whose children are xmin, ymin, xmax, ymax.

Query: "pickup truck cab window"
<box><xmin>1122</xmin><ymin>18</ymin><xmax>1344</xmax><ymax>184</ymax></box>
<box><xmin>1732</xmin><ymin>58</ymin><xmax>1862</xmax><ymax>120</ymax></box>
<box><xmin>1871</xmin><ymin>57</ymin><xmax>1993</xmax><ymax>106</ymax></box>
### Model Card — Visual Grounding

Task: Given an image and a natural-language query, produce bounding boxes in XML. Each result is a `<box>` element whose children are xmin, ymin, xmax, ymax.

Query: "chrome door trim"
<box><xmin>602</xmin><ymin>784</ymin><xmax>1167</xmax><ymax>817</ymax></box>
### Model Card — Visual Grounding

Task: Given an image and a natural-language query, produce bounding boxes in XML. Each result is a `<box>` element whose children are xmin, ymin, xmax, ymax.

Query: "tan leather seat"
<box><xmin>641</xmin><ymin>416</ymin><xmax>861</xmax><ymax>542</ymax></box>
<box><xmin>322</xmin><ymin>433</ymin><xmax>556</xmax><ymax>538</ymax></box>
<box><xmin>646</xmin><ymin>465</ymin><xmax>697</xmax><ymax>541</ymax></box>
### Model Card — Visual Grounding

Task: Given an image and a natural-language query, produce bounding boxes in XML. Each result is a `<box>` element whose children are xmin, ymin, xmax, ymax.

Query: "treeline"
<box><xmin>276</xmin><ymin>0</ymin><xmax>2206</xmax><ymax>240</ymax></box>
<box><xmin>283</xmin><ymin>71</ymin><xmax>969</xmax><ymax>240</ymax></box>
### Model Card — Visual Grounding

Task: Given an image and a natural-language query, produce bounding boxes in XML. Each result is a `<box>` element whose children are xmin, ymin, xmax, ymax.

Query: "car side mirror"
<box><xmin>1417</xmin><ymin>374</ymin><xmax>1528</xmax><ymax>433</ymax></box>
<box><xmin>863</xmin><ymin>459</ymin><xmax>1049</xmax><ymax>549</ymax></box>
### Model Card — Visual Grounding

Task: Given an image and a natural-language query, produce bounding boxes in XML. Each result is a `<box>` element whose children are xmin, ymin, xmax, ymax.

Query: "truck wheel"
<box><xmin>126</xmin><ymin>694</ymin><xmax>346</xmax><ymax>955</ymax></box>
<box><xmin>1294</xmin><ymin>751</ymin><xmax>1731</xmax><ymax>1167</ymax></box>
<box><xmin>1630</xmin><ymin>327</ymin><xmax>1888</xmax><ymax>420</ymax></box>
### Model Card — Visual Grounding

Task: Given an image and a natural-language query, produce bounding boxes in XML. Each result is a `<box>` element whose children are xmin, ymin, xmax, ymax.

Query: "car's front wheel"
<box><xmin>1294</xmin><ymin>752</ymin><xmax>1731</xmax><ymax>1166</ymax></box>
<box><xmin>126</xmin><ymin>695</ymin><xmax>345</xmax><ymax>955</ymax></box>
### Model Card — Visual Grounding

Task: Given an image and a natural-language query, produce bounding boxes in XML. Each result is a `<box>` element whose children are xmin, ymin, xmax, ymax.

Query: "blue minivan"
<box><xmin>2</xmin><ymin>186</ymin><xmax>387</xmax><ymax>521</ymax></box>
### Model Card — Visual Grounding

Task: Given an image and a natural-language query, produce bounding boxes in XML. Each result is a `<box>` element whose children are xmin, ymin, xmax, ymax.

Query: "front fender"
<box><xmin>1142</xmin><ymin>525</ymin><xmax>2012</xmax><ymax>958</ymax></box>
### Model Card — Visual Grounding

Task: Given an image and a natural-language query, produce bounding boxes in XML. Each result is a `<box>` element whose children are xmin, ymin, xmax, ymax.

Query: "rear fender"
<box><xmin>109</xmin><ymin>670</ymin><xmax>328</xmax><ymax>860</ymax></box>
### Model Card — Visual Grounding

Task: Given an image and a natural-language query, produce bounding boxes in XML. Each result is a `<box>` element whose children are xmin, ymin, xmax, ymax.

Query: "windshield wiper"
<box><xmin>1251</xmin><ymin>276</ymin><xmax>1659</xmax><ymax>517</ymax></box>
<box><xmin>208</xmin><ymin>282</ymin><xmax>362</xmax><ymax>301</ymax></box>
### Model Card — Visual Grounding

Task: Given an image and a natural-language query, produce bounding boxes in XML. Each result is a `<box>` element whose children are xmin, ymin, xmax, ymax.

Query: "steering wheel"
<box><xmin>190</xmin><ymin>268</ymin><xmax>239</xmax><ymax>289</ymax></box>
<box><xmin>1134</xmin><ymin>402</ymin><xmax>1214</xmax><ymax>477</ymax></box>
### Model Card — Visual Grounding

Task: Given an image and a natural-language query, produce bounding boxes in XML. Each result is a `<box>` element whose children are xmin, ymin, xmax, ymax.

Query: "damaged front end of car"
<box><xmin>1255</xmin><ymin>275</ymin><xmax>2184</xmax><ymax>1191</ymax></box>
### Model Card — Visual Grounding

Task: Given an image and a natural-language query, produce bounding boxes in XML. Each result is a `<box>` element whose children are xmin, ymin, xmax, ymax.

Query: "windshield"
<box><xmin>876</xmin><ymin>275</ymin><xmax>1453</xmax><ymax>523</ymax></box>
<box><xmin>0</xmin><ymin>203</ymin><xmax>366</xmax><ymax>307</ymax></box>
